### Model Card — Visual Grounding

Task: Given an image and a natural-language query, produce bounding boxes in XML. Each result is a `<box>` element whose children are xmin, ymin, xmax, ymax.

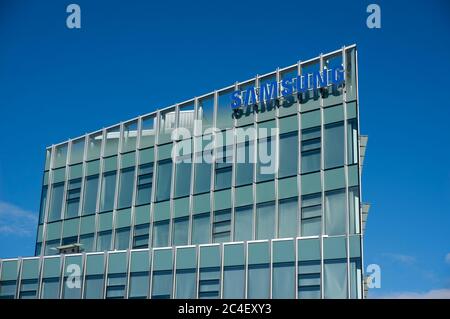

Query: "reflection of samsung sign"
<box><xmin>231</xmin><ymin>66</ymin><xmax>344</xmax><ymax>109</ymax></box>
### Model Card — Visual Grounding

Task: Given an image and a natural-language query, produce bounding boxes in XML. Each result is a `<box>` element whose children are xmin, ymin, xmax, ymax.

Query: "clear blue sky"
<box><xmin>0</xmin><ymin>0</ymin><xmax>449</xmax><ymax>298</ymax></box>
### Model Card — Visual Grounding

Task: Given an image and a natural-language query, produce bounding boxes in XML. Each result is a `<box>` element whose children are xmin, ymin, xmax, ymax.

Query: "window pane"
<box><xmin>44</xmin><ymin>240</ymin><xmax>60</xmax><ymax>255</ymax></box>
<box><xmin>62</xmin><ymin>276</ymin><xmax>81</xmax><ymax>299</ymax></box>
<box><xmin>19</xmin><ymin>279</ymin><xmax>38</xmax><ymax>299</ymax></box>
<box><xmin>324</xmin><ymin>259</ymin><xmax>347</xmax><ymax>299</ymax></box>
<box><xmin>65</xmin><ymin>178</ymin><xmax>81</xmax><ymax>218</ymax></box>
<box><xmin>118</xmin><ymin>167</ymin><xmax>135</xmax><ymax>209</ymax></box>
<box><xmin>106</xmin><ymin>273</ymin><xmax>126</xmax><ymax>299</ymax></box>
<box><xmin>152</xmin><ymin>270</ymin><xmax>173</xmax><ymax>299</ymax></box>
<box><xmin>156</xmin><ymin>159</ymin><xmax>172</xmax><ymax>202</ymax></box>
<box><xmin>213</xmin><ymin>210</ymin><xmax>231</xmax><ymax>243</ymax></box>
<box><xmin>278</xmin><ymin>198</ymin><xmax>297</xmax><ymax>238</ymax></box>
<box><xmin>217</xmin><ymin>89</ymin><xmax>234</xmax><ymax>130</ymax></box>
<box><xmin>97</xmin><ymin>231</ymin><xmax>112</xmax><ymax>251</ymax></box>
<box><xmin>273</xmin><ymin>262</ymin><xmax>295</xmax><ymax>298</ymax></box>
<box><xmin>140</xmin><ymin>115</ymin><xmax>156</xmax><ymax>148</ymax></box>
<box><xmin>83</xmin><ymin>175</ymin><xmax>99</xmax><ymax>215</ymax></box>
<box><xmin>115</xmin><ymin>227</ymin><xmax>130</xmax><ymax>250</ymax></box>
<box><xmin>256</xmin><ymin>137</ymin><xmax>276</xmax><ymax>182</ymax></box>
<box><xmin>42</xmin><ymin>278</ymin><xmax>60</xmax><ymax>299</ymax></box>
<box><xmin>194</xmin><ymin>152</ymin><xmax>212</xmax><ymax>194</ymax></box>
<box><xmin>279</xmin><ymin>133</ymin><xmax>298</xmax><ymax>178</ymax></box>
<box><xmin>197</xmin><ymin>95</ymin><xmax>214</xmax><ymax>131</ymax></box>
<box><xmin>347</xmin><ymin>119</ymin><xmax>358</xmax><ymax>165</ymax></box>
<box><xmin>301</xmin><ymin>193</ymin><xmax>322</xmax><ymax>237</ymax></box>
<box><xmin>0</xmin><ymin>281</ymin><xmax>17</xmax><ymax>299</ymax></box>
<box><xmin>324</xmin><ymin>122</ymin><xmax>344</xmax><ymax>169</ymax></box>
<box><xmin>178</xmin><ymin>102</ymin><xmax>195</xmax><ymax>133</ymax></box>
<box><xmin>192</xmin><ymin>213</ymin><xmax>210</xmax><ymax>245</ymax></box>
<box><xmin>235</xmin><ymin>142</ymin><xmax>254</xmax><ymax>186</ymax></box>
<box><xmin>84</xmin><ymin>275</ymin><xmax>104</xmax><ymax>299</ymax></box>
<box><xmin>223</xmin><ymin>266</ymin><xmax>244</xmax><ymax>298</ymax></box>
<box><xmin>80</xmin><ymin>234</ymin><xmax>94</xmax><ymax>252</ymax></box>
<box><xmin>199</xmin><ymin>267</ymin><xmax>220</xmax><ymax>299</ymax></box>
<box><xmin>349</xmin><ymin>187</ymin><xmax>360</xmax><ymax>234</ymax></box>
<box><xmin>175</xmin><ymin>269</ymin><xmax>196</xmax><ymax>299</ymax></box>
<box><xmin>256</xmin><ymin>202</ymin><xmax>275</xmax><ymax>240</ymax></box>
<box><xmin>248</xmin><ymin>264</ymin><xmax>269</xmax><ymax>298</ymax></box>
<box><xmin>38</xmin><ymin>186</ymin><xmax>48</xmax><ymax>224</ymax></box>
<box><xmin>301</xmin><ymin>127</ymin><xmax>321</xmax><ymax>174</ymax></box>
<box><xmin>54</xmin><ymin>143</ymin><xmax>68</xmax><ymax>168</ymax></box>
<box><xmin>153</xmin><ymin>220</ymin><xmax>169</xmax><ymax>248</ymax></box>
<box><xmin>172</xmin><ymin>217</ymin><xmax>189</xmax><ymax>246</ymax></box>
<box><xmin>174</xmin><ymin>156</ymin><xmax>192</xmax><ymax>198</ymax></box>
<box><xmin>129</xmin><ymin>272</ymin><xmax>149</xmax><ymax>299</ymax></box>
<box><xmin>159</xmin><ymin>107</ymin><xmax>176</xmax><ymax>143</ymax></box>
<box><xmin>234</xmin><ymin>205</ymin><xmax>253</xmax><ymax>241</ymax></box>
<box><xmin>325</xmin><ymin>189</ymin><xmax>346</xmax><ymax>235</ymax></box>
<box><xmin>133</xmin><ymin>224</ymin><xmax>149</xmax><ymax>249</ymax></box>
<box><xmin>100</xmin><ymin>171</ymin><xmax>117</xmax><ymax>212</ymax></box>
<box><xmin>104</xmin><ymin>126</ymin><xmax>120</xmax><ymax>157</ymax></box>
<box><xmin>298</xmin><ymin>260</ymin><xmax>321</xmax><ymax>299</ymax></box>
<box><xmin>70</xmin><ymin>138</ymin><xmax>85</xmax><ymax>165</ymax></box>
<box><xmin>301</xmin><ymin>150</ymin><xmax>321</xmax><ymax>173</ymax></box>
<box><xmin>123</xmin><ymin>120</ymin><xmax>138</xmax><ymax>153</ymax></box>
<box><xmin>136</xmin><ymin>163</ymin><xmax>153</xmax><ymax>206</ymax></box>
<box><xmin>214</xmin><ymin>146</ymin><xmax>232</xmax><ymax>190</ymax></box>
<box><xmin>87</xmin><ymin>132</ymin><xmax>102</xmax><ymax>161</ymax></box>
<box><xmin>49</xmin><ymin>182</ymin><xmax>64</xmax><ymax>222</ymax></box>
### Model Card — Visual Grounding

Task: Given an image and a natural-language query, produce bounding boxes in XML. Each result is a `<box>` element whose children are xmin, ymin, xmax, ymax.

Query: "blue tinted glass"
<box><xmin>118</xmin><ymin>167</ymin><xmax>135</xmax><ymax>209</ymax></box>
<box><xmin>83</xmin><ymin>175</ymin><xmax>99</xmax><ymax>215</ymax></box>
<box><xmin>192</xmin><ymin>213</ymin><xmax>210</xmax><ymax>245</ymax></box>
<box><xmin>248</xmin><ymin>264</ymin><xmax>269</xmax><ymax>298</ymax></box>
<box><xmin>175</xmin><ymin>269</ymin><xmax>196</xmax><ymax>299</ymax></box>
<box><xmin>156</xmin><ymin>160</ymin><xmax>172</xmax><ymax>201</ymax></box>
<box><xmin>324</xmin><ymin>122</ymin><xmax>345</xmax><ymax>169</ymax></box>
<box><xmin>100</xmin><ymin>171</ymin><xmax>116</xmax><ymax>212</ymax></box>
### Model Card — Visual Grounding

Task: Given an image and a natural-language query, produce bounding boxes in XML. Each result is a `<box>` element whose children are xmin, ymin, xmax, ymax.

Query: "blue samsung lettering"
<box><xmin>231</xmin><ymin>91</ymin><xmax>242</xmax><ymax>109</ymax></box>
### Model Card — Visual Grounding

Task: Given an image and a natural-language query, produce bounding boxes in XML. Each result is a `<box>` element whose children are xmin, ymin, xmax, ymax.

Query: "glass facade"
<box><xmin>1</xmin><ymin>45</ymin><xmax>365</xmax><ymax>299</ymax></box>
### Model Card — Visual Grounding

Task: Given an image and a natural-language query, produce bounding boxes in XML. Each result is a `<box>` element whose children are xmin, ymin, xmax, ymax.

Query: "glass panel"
<box><xmin>19</xmin><ymin>279</ymin><xmax>38</xmax><ymax>299</ymax></box>
<box><xmin>114</xmin><ymin>227</ymin><xmax>130</xmax><ymax>250</ymax></box>
<box><xmin>273</xmin><ymin>262</ymin><xmax>295</xmax><ymax>298</ymax></box>
<box><xmin>217</xmin><ymin>89</ymin><xmax>234</xmax><ymax>130</ymax></box>
<box><xmin>136</xmin><ymin>163</ymin><xmax>153</xmax><ymax>206</ymax></box>
<box><xmin>97</xmin><ymin>231</ymin><xmax>112</xmax><ymax>251</ymax></box>
<box><xmin>82</xmin><ymin>175</ymin><xmax>99</xmax><ymax>215</ymax></box>
<box><xmin>106</xmin><ymin>273</ymin><xmax>127</xmax><ymax>299</ymax></box>
<box><xmin>347</xmin><ymin>119</ymin><xmax>358</xmax><ymax>165</ymax></box>
<box><xmin>122</xmin><ymin>120</ymin><xmax>138</xmax><ymax>153</ymax></box>
<box><xmin>118</xmin><ymin>167</ymin><xmax>135</xmax><ymax>209</ymax></box>
<box><xmin>156</xmin><ymin>159</ymin><xmax>172</xmax><ymax>202</ymax></box>
<box><xmin>152</xmin><ymin>270</ymin><xmax>173</xmax><ymax>299</ymax></box>
<box><xmin>301</xmin><ymin>193</ymin><xmax>322</xmax><ymax>237</ymax></box>
<box><xmin>129</xmin><ymin>272</ymin><xmax>149</xmax><ymax>299</ymax></box>
<box><xmin>45</xmin><ymin>149</ymin><xmax>52</xmax><ymax>170</ymax></box>
<box><xmin>65</xmin><ymin>178</ymin><xmax>81</xmax><ymax>218</ymax></box>
<box><xmin>325</xmin><ymin>189</ymin><xmax>346</xmax><ymax>236</ymax></box>
<box><xmin>235</xmin><ymin>141</ymin><xmax>254</xmax><ymax>186</ymax></box>
<box><xmin>213</xmin><ymin>209</ymin><xmax>231</xmax><ymax>243</ymax></box>
<box><xmin>38</xmin><ymin>186</ymin><xmax>48</xmax><ymax>223</ymax></box>
<box><xmin>298</xmin><ymin>260</ymin><xmax>321</xmax><ymax>299</ymax></box>
<box><xmin>324</xmin><ymin>122</ymin><xmax>345</xmax><ymax>169</ymax></box>
<box><xmin>62</xmin><ymin>276</ymin><xmax>81</xmax><ymax>299</ymax></box>
<box><xmin>48</xmin><ymin>182</ymin><xmax>64</xmax><ymax>222</ymax></box>
<box><xmin>172</xmin><ymin>217</ymin><xmax>189</xmax><ymax>246</ymax></box>
<box><xmin>199</xmin><ymin>267</ymin><xmax>220</xmax><ymax>299</ymax></box>
<box><xmin>350</xmin><ymin>259</ymin><xmax>362</xmax><ymax>299</ymax></box>
<box><xmin>140</xmin><ymin>115</ymin><xmax>156</xmax><ymax>148</ymax></box>
<box><xmin>104</xmin><ymin>126</ymin><xmax>120</xmax><ymax>157</ymax></box>
<box><xmin>159</xmin><ymin>107</ymin><xmax>176</xmax><ymax>143</ymax></box>
<box><xmin>178</xmin><ymin>102</ymin><xmax>195</xmax><ymax>134</ymax></box>
<box><xmin>100</xmin><ymin>171</ymin><xmax>116</xmax><ymax>212</ymax></box>
<box><xmin>214</xmin><ymin>146</ymin><xmax>232</xmax><ymax>190</ymax></box>
<box><xmin>54</xmin><ymin>143</ymin><xmax>68</xmax><ymax>168</ymax></box>
<box><xmin>84</xmin><ymin>275</ymin><xmax>104</xmax><ymax>299</ymax></box>
<box><xmin>193</xmin><ymin>150</ymin><xmax>212</xmax><ymax>194</ymax></box>
<box><xmin>80</xmin><ymin>233</ymin><xmax>94</xmax><ymax>252</ymax></box>
<box><xmin>248</xmin><ymin>264</ymin><xmax>269</xmax><ymax>298</ymax></box>
<box><xmin>70</xmin><ymin>138</ymin><xmax>85</xmax><ymax>164</ymax></box>
<box><xmin>174</xmin><ymin>153</ymin><xmax>192</xmax><ymax>198</ymax></box>
<box><xmin>324</xmin><ymin>259</ymin><xmax>347</xmax><ymax>299</ymax></box>
<box><xmin>279</xmin><ymin>132</ymin><xmax>298</xmax><ymax>178</ymax></box>
<box><xmin>256</xmin><ymin>201</ymin><xmax>275</xmax><ymax>240</ymax></box>
<box><xmin>153</xmin><ymin>220</ymin><xmax>169</xmax><ymax>248</ymax></box>
<box><xmin>234</xmin><ymin>205</ymin><xmax>253</xmax><ymax>241</ymax></box>
<box><xmin>301</xmin><ymin>127</ymin><xmax>321</xmax><ymax>174</ymax></box>
<box><xmin>223</xmin><ymin>265</ymin><xmax>244</xmax><ymax>298</ymax></box>
<box><xmin>197</xmin><ymin>95</ymin><xmax>214</xmax><ymax>132</ymax></box>
<box><xmin>349</xmin><ymin>187</ymin><xmax>360</xmax><ymax>234</ymax></box>
<box><xmin>278</xmin><ymin>198</ymin><xmax>297</xmax><ymax>238</ymax></box>
<box><xmin>87</xmin><ymin>132</ymin><xmax>102</xmax><ymax>161</ymax></box>
<box><xmin>44</xmin><ymin>240</ymin><xmax>60</xmax><ymax>255</ymax></box>
<box><xmin>192</xmin><ymin>213</ymin><xmax>210</xmax><ymax>245</ymax></box>
<box><xmin>42</xmin><ymin>278</ymin><xmax>60</xmax><ymax>299</ymax></box>
<box><xmin>175</xmin><ymin>269</ymin><xmax>196</xmax><ymax>299</ymax></box>
<box><xmin>256</xmin><ymin>136</ymin><xmax>276</xmax><ymax>182</ymax></box>
<box><xmin>0</xmin><ymin>281</ymin><xmax>17</xmax><ymax>299</ymax></box>
<box><xmin>133</xmin><ymin>224</ymin><xmax>149</xmax><ymax>249</ymax></box>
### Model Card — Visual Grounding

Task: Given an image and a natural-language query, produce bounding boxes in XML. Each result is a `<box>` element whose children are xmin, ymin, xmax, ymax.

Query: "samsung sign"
<box><xmin>231</xmin><ymin>66</ymin><xmax>344</xmax><ymax>109</ymax></box>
